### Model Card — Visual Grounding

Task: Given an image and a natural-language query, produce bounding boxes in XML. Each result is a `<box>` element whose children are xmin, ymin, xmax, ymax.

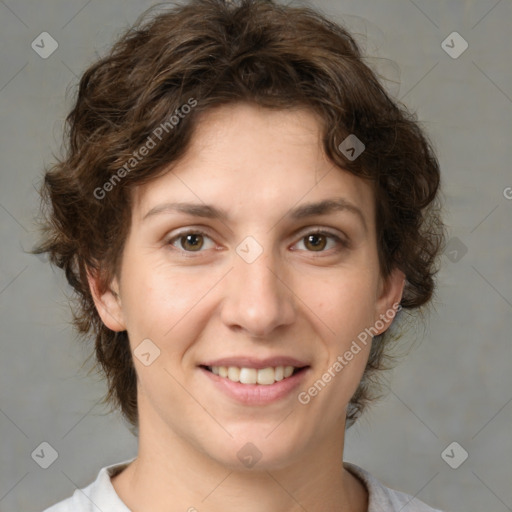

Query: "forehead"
<box><xmin>131</xmin><ymin>103</ymin><xmax>374</xmax><ymax>227</ymax></box>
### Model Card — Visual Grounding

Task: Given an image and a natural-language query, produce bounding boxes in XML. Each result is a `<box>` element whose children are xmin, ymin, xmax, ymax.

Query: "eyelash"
<box><xmin>165</xmin><ymin>228</ymin><xmax>349</xmax><ymax>257</ymax></box>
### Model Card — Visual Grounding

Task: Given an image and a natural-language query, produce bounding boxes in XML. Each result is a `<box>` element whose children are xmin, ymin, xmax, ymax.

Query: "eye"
<box><xmin>293</xmin><ymin>229</ymin><xmax>348</xmax><ymax>253</ymax></box>
<box><xmin>165</xmin><ymin>228</ymin><xmax>349</xmax><ymax>255</ymax></box>
<box><xmin>166</xmin><ymin>230</ymin><xmax>216</xmax><ymax>252</ymax></box>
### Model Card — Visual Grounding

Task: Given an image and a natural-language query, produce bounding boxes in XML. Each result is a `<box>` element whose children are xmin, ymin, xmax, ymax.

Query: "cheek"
<box><xmin>299</xmin><ymin>277</ymin><xmax>375</xmax><ymax>418</ymax></box>
<box><xmin>119</xmin><ymin>258</ymin><xmax>222</xmax><ymax>346</ymax></box>
<box><xmin>306</xmin><ymin>270</ymin><xmax>378</xmax><ymax>342</ymax></box>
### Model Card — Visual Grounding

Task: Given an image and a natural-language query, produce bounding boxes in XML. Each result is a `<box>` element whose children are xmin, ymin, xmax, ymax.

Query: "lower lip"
<box><xmin>199</xmin><ymin>366</ymin><xmax>309</xmax><ymax>405</ymax></box>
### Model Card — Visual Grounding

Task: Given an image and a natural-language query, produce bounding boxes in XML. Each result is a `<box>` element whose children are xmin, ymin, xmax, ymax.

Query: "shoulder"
<box><xmin>344</xmin><ymin>462</ymin><xmax>447</xmax><ymax>512</ymax></box>
<box><xmin>41</xmin><ymin>459</ymin><xmax>135</xmax><ymax>512</ymax></box>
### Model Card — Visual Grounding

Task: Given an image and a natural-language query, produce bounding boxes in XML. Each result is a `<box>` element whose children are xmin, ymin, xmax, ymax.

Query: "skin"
<box><xmin>88</xmin><ymin>102</ymin><xmax>405</xmax><ymax>512</ymax></box>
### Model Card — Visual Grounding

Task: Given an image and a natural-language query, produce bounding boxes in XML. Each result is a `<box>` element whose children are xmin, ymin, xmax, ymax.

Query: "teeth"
<box><xmin>227</xmin><ymin>366</ymin><xmax>240</xmax><ymax>381</ymax></box>
<box><xmin>240</xmin><ymin>367</ymin><xmax>257</xmax><ymax>384</ymax></box>
<box><xmin>257</xmin><ymin>367</ymin><xmax>274</xmax><ymax>385</ymax></box>
<box><xmin>209</xmin><ymin>365</ymin><xmax>298</xmax><ymax>385</ymax></box>
<box><xmin>283</xmin><ymin>366</ymin><xmax>294</xmax><ymax>378</ymax></box>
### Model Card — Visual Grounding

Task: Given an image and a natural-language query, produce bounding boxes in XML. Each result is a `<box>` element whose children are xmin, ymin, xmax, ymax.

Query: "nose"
<box><xmin>220</xmin><ymin>244</ymin><xmax>296</xmax><ymax>339</ymax></box>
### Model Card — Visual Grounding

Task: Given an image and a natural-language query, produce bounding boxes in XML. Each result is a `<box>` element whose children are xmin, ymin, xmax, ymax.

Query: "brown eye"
<box><xmin>166</xmin><ymin>230</ymin><xmax>215</xmax><ymax>253</ymax></box>
<box><xmin>293</xmin><ymin>229</ymin><xmax>348</xmax><ymax>254</ymax></box>
<box><xmin>304</xmin><ymin>233</ymin><xmax>327</xmax><ymax>251</ymax></box>
<box><xmin>180</xmin><ymin>233</ymin><xmax>204</xmax><ymax>251</ymax></box>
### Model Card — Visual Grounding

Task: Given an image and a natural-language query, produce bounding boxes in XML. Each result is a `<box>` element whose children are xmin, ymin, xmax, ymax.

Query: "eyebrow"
<box><xmin>142</xmin><ymin>197</ymin><xmax>367</xmax><ymax>232</ymax></box>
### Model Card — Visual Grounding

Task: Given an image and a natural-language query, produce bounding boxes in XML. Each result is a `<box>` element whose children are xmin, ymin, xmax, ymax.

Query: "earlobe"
<box><xmin>374</xmin><ymin>267</ymin><xmax>406</xmax><ymax>335</ymax></box>
<box><xmin>86</xmin><ymin>268</ymin><xmax>126</xmax><ymax>332</ymax></box>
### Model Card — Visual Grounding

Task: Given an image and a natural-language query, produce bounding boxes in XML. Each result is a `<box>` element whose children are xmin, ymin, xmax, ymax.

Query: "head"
<box><xmin>33</xmin><ymin>0</ymin><xmax>444</xmax><ymax>464</ymax></box>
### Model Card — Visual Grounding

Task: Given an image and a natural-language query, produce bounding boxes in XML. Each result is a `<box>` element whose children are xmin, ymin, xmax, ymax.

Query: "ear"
<box><xmin>373</xmin><ymin>267</ymin><xmax>405</xmax><ymax>336</ymax></box>
<box><xmin>86</xmin><ymin>267</ymin><xmax>126</xmax><ymax>332</ymax></box>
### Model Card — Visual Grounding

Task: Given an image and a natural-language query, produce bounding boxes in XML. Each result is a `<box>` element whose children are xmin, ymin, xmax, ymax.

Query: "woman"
<box><xmin>34</xmin><ymin>0</ymin><xmax>446</xmax><ymax>510</ymax></box>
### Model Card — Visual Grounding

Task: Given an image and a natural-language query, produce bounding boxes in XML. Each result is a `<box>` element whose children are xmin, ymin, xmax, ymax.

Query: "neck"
<box><xmin>111</xmin><ymin>404</ymin><xmax>368</xmax><ymax>512</ymax></box>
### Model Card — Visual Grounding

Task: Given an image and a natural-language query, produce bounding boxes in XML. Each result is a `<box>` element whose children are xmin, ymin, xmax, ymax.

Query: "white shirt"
<box><xmin>42</xmin><ymin>459</ymin><xmax>445</xmax><ymax>511</ymax></box>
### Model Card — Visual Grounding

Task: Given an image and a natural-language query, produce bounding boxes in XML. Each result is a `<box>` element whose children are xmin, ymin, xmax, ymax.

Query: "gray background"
<box><xmin>1</xmin><ymin>1</ymin><xmax>511</xmax><ymax>511</ymax></box>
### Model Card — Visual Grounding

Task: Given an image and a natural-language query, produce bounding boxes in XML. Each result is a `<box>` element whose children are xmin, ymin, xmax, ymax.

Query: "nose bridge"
<box><xmin>221</xmin><ymin>237</ymin><xmax>295</xmax><ymax>337</ymax></box>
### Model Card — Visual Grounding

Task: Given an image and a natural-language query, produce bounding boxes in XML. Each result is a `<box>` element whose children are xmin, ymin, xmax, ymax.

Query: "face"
<box><xmin>90</xmin><ymin>102</ymin><xmax>404</xmax><ymax>471</ymax></box>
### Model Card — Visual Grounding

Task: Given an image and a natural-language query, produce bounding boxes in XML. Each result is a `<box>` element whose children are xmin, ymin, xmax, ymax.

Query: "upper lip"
<box><xmin>200</xmin><ymin>356</ymin><xmax>309</xmax><ymax>370</ymax></box>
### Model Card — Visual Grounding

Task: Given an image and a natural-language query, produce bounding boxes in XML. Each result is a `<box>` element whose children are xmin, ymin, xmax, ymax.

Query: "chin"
<box><xmin>204</xmin><ymin>431</ymin><xmax>308</xmax><ymax>472</ymax></box>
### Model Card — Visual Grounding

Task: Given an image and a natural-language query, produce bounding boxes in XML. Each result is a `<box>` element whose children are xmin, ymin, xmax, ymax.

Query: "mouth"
<box><xmin>200</xmin><ymin>364</ymin><xmax>307</xmax><ymax>386</ymax></box>
<box><xmin>199</xmin><ymin>363</ymin><xmax>310</xmax><ymax>405</ymax></box>
<box><xmin>198</xmin><ymin>356</ymin><xmax>311</xmax><ymax>404</ymax></box>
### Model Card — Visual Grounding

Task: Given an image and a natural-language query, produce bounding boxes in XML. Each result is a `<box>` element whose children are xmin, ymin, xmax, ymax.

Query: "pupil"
<box><xmin>183</xmin><ymin>234</ymin><xmax>203</xmax><ymax>251</ymax></box>
<box><xmin>307</xmin><ymin>234</ymin><xmax>326</xmax><ymax>251</ymax></box>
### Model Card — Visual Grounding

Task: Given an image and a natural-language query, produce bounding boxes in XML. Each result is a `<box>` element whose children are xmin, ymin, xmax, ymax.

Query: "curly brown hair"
<box><xmin>32</xmin><ymin>0</ymin><xmax>445</xmax><ymax>431</ymax></box>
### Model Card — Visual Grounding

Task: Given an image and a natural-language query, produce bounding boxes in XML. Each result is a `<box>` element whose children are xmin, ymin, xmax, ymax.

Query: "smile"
<box><xmin>200</xmin><ymin>364</ymin><xmax>310</xmax><ymax>405</ymax></box>
<box><xmin>205</xmin><ymin>365</ymin><xmax>300</xmax><ymax>385</ymax></box>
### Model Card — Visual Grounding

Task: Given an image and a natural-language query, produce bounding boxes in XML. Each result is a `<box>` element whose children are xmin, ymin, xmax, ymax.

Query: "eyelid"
<box><xmin>164</xmin><ymin>225</ymin><xmax>350</xmax><ymax>254</ymax></box>
<box><xmin>291</xmin><ymin>227</ymin><xmax>350</xmax><ymax>252</ymax></box>
<box><xmin>165</xmin><ymin>227</ymin><xmax>217</xmax><ymax>252</ymax></box>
